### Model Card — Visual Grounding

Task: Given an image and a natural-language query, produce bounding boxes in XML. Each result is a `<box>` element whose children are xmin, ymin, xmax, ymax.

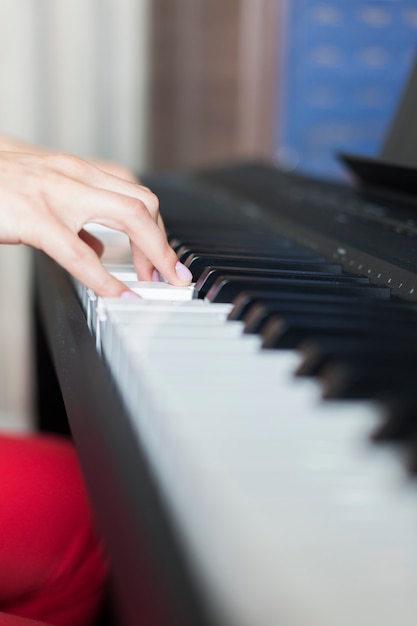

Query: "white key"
<box><xmin>105</xmin><ymin>263</ymin><xmax>137</xmax><ymax>282</ymax></box>
<box><xmin>121</xmin><ymin>342</ymin><xmax>417</xmax><ymax>626</ymax></box>
<box><xmin>123</xmin><ymin>281</ymin><xmax>196</xmax><ymax>301</ymax></box>
<box><xmin>99</xmin><ymin>303</ymin><xmax>234</xmax><ymax>357</ymax></box>
<box><xmin>76</xmin><ymin>273</ymin><xmax>417</xmax><ymax>626</ymax></box>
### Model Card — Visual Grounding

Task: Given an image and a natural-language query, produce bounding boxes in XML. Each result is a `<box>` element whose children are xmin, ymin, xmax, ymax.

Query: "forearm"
<box><xmin>0</xmin><ymin>134</ymin><xmax>138</xmax><ymax>182</ymax></box>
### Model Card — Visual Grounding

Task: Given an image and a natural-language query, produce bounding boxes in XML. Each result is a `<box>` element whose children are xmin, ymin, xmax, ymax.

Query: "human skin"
<box><xmin>0</xmin><ymin>136</ymin><xmax>192</xmax><ymax>296</ymax></box>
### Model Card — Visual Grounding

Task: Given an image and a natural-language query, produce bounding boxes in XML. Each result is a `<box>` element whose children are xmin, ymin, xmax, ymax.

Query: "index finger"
<box><xmin>127</xmin><ymin>216</ymin><xmax>192</xmax><ymax>286</ymax></box>
<box><xmin>79</xmin><ymin>186</ymin><xmax>191</xmax><ymax>286</ymax></box>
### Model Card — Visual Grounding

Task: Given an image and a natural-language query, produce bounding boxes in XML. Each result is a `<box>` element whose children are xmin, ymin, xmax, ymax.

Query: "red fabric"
<box><xmin>0</xmin><ymin>434</ymin><xmax>108</xmax><ymax>626</ymax></box>
<box><xmin>0</xmin><ymin>612</ymin><xmax>50</xmax><ymax>626</ymax></box>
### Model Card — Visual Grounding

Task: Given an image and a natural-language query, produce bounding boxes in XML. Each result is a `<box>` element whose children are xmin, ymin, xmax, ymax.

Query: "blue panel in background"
<box><xmin>274</xmin><ymin>0</ymin><xmax>417</xmax><ymax>179</ymax></box>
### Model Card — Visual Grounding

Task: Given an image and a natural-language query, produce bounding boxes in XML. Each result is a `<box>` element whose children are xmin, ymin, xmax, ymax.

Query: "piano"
<box><xmin>34</xmin><ymin>159</ymin><xmax>417</xmax><ymax>626</ymax></box>
<box><xmin>34</xmin><ymin>58</ymin><xmax>417</xmax><ymax>626</ymax></box>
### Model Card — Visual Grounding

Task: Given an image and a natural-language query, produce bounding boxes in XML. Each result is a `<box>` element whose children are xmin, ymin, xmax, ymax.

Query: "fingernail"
<box><xmin>120</xmin><ymin>290</ymin><xmax>142</xmax><ymax>299</ymax></box>
<box><xmin>152</xmin><ymin>268</ymin><xmax>161</xmax><ymax>282</ymax></box>
<box><xmin>175</xmin><ymin>261</ymin><xmax>193</xmax><ymax>282</ymax></box>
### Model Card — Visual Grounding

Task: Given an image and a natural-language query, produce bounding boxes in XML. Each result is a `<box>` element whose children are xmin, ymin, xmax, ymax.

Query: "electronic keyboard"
<box><xmin>35</xmin><ymin>162</ymin><xmax>417</xmax><ymax>626</ymax></box>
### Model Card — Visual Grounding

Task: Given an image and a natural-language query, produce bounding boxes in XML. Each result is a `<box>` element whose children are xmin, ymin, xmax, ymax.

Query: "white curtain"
<box><xmin>0</xmin><ymin>0</ymin><xmax>150</xmax><ymax>430</ymax></box>
<box><xmin>0</xmin><ymin>0</ymin><xmax>150</xmax><ymax>168</ymax></box>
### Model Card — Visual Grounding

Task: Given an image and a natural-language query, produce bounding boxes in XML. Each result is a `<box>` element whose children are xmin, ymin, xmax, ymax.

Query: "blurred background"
<box><xmin>0</xmin><ymin>0</ymin><xmax>417</xmax><ymax>431</ymax></box>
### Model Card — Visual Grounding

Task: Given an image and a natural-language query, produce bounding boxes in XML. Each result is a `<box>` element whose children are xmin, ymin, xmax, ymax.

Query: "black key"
<box><xmin>371</xmin><ymin>400</ymin><xmax>417</xmax><ymax>443</ymax></box>
<box><xmin>296</xmin><ymin>337</ymin><xmax>417</xmax><ymax>377</ymax></box>
<box><xmin>320</xmin><ymin>356</ymin><xmax>417</xmax><ymax>399</ymax></box>
<box><xmin>261</xmin><ymin>314</ymin><xmax>413</xmax><ymax>349</ymax></box>
<box><xmin>244</xmin><ymin>302</ymin><xmax>350</xmax><ymax>334</ymax></box>
<box><xmin>195</xmin><ymin>267</ymin><xmax>369</xmax><ymax>299</ymax></box>
<box><xmin>168</xmin><ymin>224</ymin><xmax>277</xmax><ymax>238</ymax></box>
<box><xmin>371</xmin><ymin>399</ymin><xmax>417</xmax><ymax>474</ymax></box>
<box><xmin>404</xmin><ymin>436</ymin><xmax>417</xmax><ymax>475</ymax></box>
<box><xmin>168</xmin><ymin>229</ymin><xmax>296</xmax><ymax>248</ymax></box>
<box><xmin>168</xmin><ymin>231</ymin><xmax>295</xmax><ymax>248</ymax></box>
<box><xmin>184</xmin><ymin>253</ymin><xmax>343</xmax><ymax>280</ymax></box>
<box><xmin>207</xmin><ymin>277</ymin><xmax>391</xmax><ymax>303</ymax></box>
<box><xmin>176</xmin><ymin>245</ymin><xmax>321</xmax><ymax>263</ymax></box>
<box><xmin>228</xmin><ymin>291</ymin><xmax>395</xmax><ymax>321</ymax></box>
<box><xmin>244</xmin><ymin>300</ymin><xmax>417</xmax><ymax>335</ymax></box>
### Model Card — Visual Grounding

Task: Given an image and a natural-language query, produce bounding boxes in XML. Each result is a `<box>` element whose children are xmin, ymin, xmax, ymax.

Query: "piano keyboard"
<box><xmin>74</xmin><ymin>163</ymin><xmax>417</xmax><ymax>626</ymax></box>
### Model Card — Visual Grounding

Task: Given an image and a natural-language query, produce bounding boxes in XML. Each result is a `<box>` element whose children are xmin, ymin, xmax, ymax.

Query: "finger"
<box><xmin>158</xmin><ymin>213</ymin><xmax>167</xmax><ymax>238</ymax></box>
<box><xmin>59</xmin><ymin>185</ymin><xmax>191</xmax><ymax>286</ymax></box>
<box><xmin>42</xmin><ymin>154</ymin><xmax>161</xmax><ymax>221</ymax></box>
<box><xmin>38</xmin><ymin>176</ymin><xmax>191</xmax><ymax>287</ymax></box>
<box><xmin>130</xmin><ymin>242</ymin><xmax>155</xmax><ymax>281</ymax></box>
<box><xmin>79</xmin><ymin>228</ymin><xmax>104</xmax><ymax>257</ymax></box>
<box><xmin>39</xmin><ymin>220</ymin><xmax>135</xmax><ymax>297</ymax></box>
<box><xmin>88</xmin><ymin>159</ymin><xmax>139</xmax><ymax>183</ymax></box>
<box><xmin>129</xmin><ymin>214</ymin><xmax>168</xmax><ymax>281</ymax></box>
<box><xmin>127</xmin><ymin>222</ymin><xmax>192</xmax><ymax>286</ymax></box>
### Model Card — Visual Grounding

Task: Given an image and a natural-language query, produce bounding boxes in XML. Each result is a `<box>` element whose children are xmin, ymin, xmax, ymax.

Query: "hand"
<box><xmin>87</xmin><ymin>158</ymin><xmax>140</xmax><ymax>184</ymax></box>
<box><xmin>0</xmin><ymin>150</ymin><xmax>192</xmax><ymax>296</ymax></box>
